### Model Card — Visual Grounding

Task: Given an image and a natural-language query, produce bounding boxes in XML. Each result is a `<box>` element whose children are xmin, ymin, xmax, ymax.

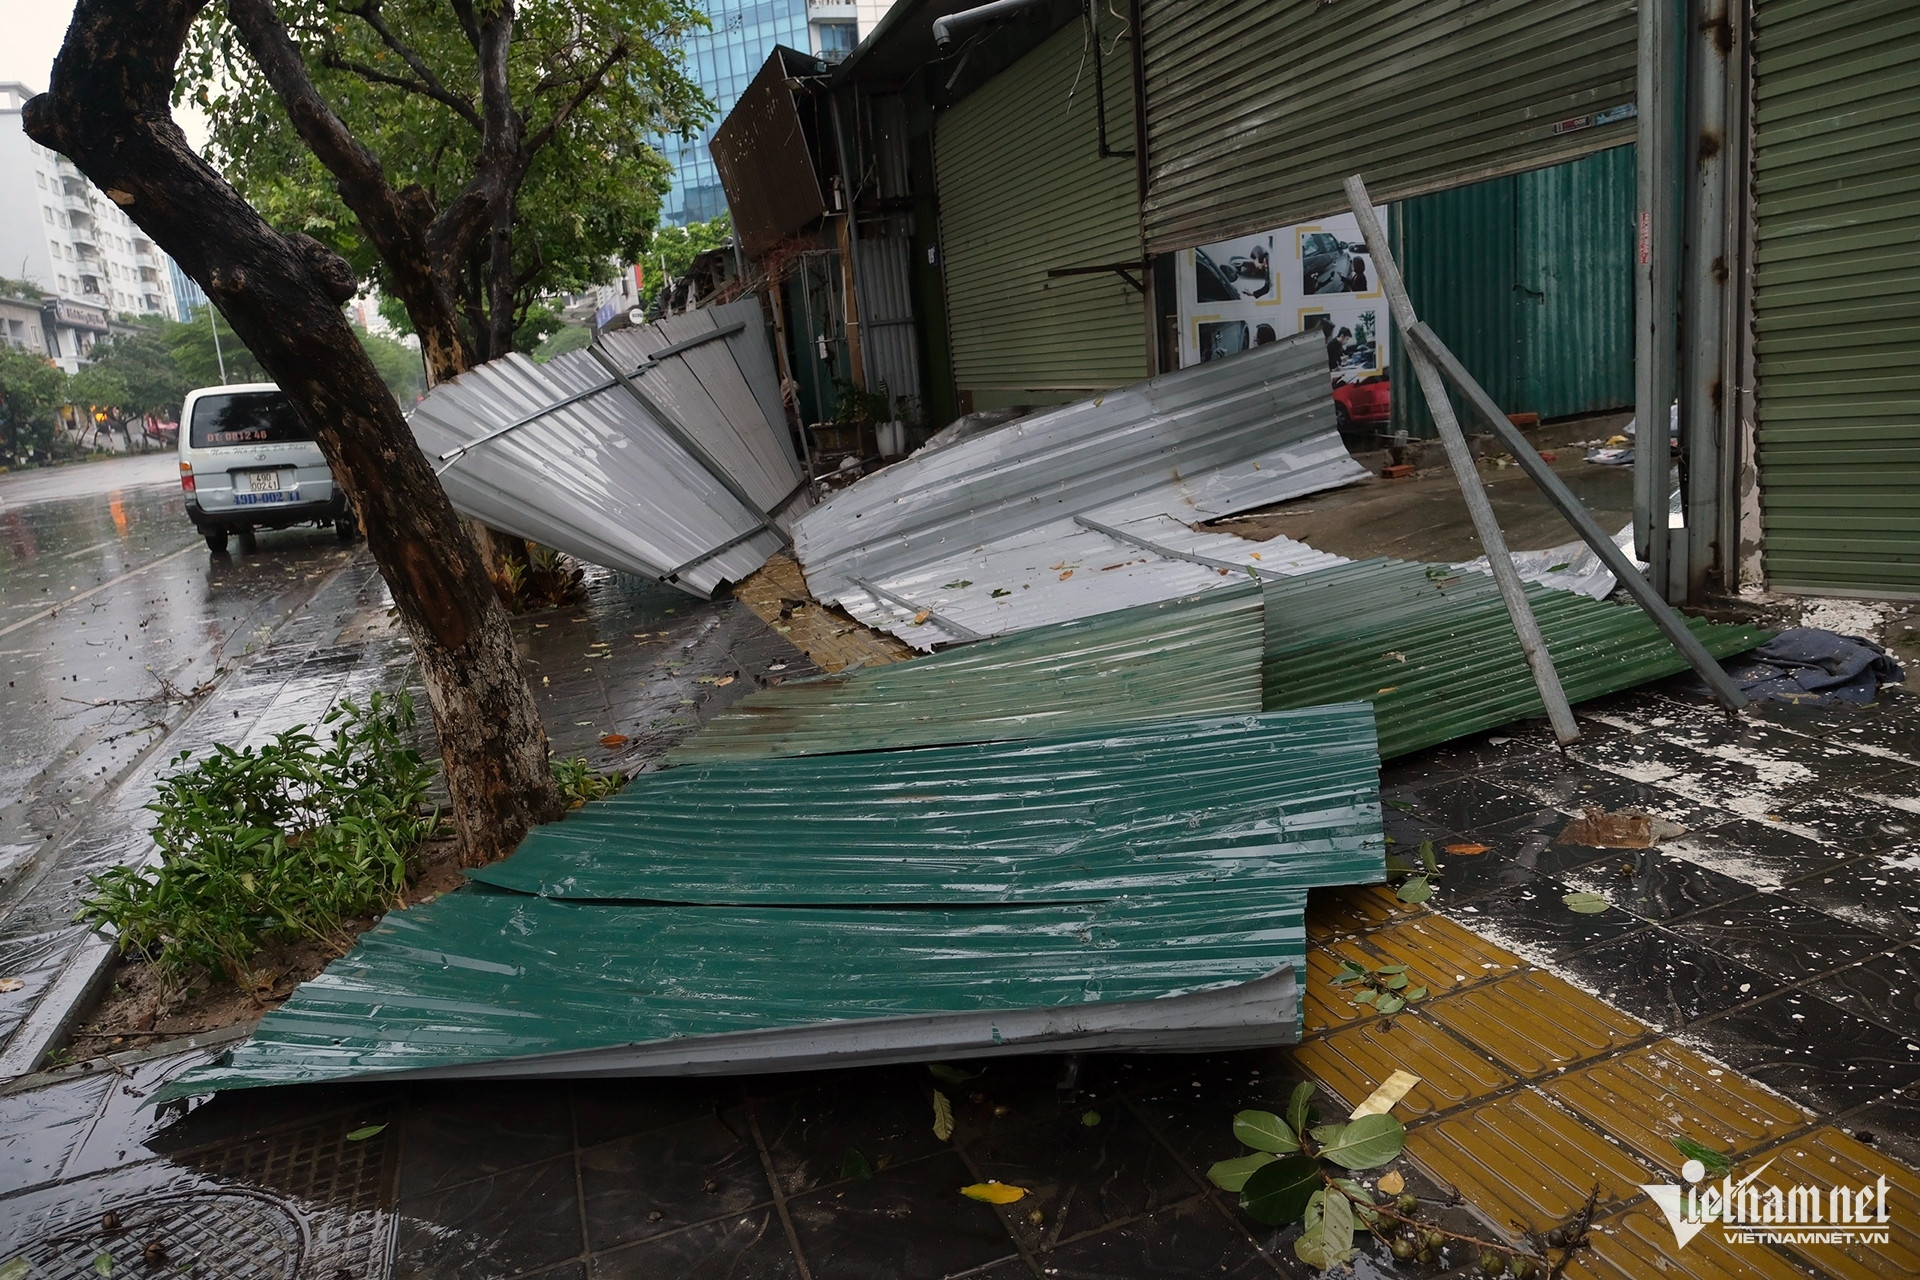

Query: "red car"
<box><xmin>1332</xmin><ymin>372</ymin><xmax>1389</xmax><ymax>430</ymax></box>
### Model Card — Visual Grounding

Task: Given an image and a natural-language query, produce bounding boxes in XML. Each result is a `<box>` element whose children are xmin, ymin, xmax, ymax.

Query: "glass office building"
<box><xmin>660</xmin><ymin>1</ymin><xmax>812</xmax><ymax>227</ymax></box>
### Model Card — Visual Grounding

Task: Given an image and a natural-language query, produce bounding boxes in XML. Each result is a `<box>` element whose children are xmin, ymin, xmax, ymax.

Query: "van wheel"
<box><xmin>204</xmin><ymin>529</ymin><xmax>229</xmax><ymax>553</ymax></box>
<box><xmin>236</xmin><ymin>527</ymin><xmax>257</xmax><ymax>553</ymax></box>
<box><xmin>335</xmin><ymin>514</ymin><xmax>359</xmax><ymax>543</ymax></box>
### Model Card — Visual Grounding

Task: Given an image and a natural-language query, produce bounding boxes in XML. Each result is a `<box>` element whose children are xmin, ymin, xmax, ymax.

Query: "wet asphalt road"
<box><xmin>0</xmin><ymin>454</ymin><xmax>358</xmax><ymax>895</ymax></box>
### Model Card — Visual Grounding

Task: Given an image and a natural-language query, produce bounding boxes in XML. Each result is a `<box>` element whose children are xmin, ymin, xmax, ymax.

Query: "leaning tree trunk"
<box><xmin>27</xmin><ymin>0</ymin><xmax>564</xmax><ymax>864</ymax></box>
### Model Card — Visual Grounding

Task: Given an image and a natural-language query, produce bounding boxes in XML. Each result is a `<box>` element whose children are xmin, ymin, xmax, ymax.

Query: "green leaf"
<box><xmin>1562</xmin><ymin>891</ymin><xmax>1611</xmax><ymax>915</ymax></box>
<box><xmin>1309</xmin><ymin>1122</ymin><xmax>1347</xmax><ymax>1146</ymax></box>
<box><xmin>1</xmin><ymin>1259</ymin><xmax>31</xmax><ymax>1280</ymax></box>
<box><xmin>1547</xmin><ymin>562</ymin><xmax>1571</xmax><ymax>573</ymax></box>
<box><xmin>344</xmin><ymin>1124</ymin><xmax>386</xmax><ymax>1141</ymax></box>
<box><xmin>94</xmin><ymin>1255</ymin><xmax>113</xmax><ymax>1278</ymax></box>
<box><xmin>1081</xmin><ymin>1110</ymin><xmax>1101</xmax><ymax>1127</ymax></box>
<box><xmin>1384</xmin><ymin>973</ymin><xmax>1409</xmax><ymax>989</ymax></box>
<box><xmin>932</xmin><ymin>1089</ymin><xmax>955</xmax><ymax>1142</ymax></box>
<box><xmin>990</xmin><ymin>588</ymin><xmax>1012</xmax><ymax>598</ymax></box>
<box><xmin>942</xmin><ymin>580</ymin><xmax>973</xmax><ymax>590</ymax></box>
<box><xmin>1293</xmin><ymin>1188</ymin><xmax>1357</xmax><ymax>1269</ymax></box>
<box><xmin>1375</xmin><ymin>994</ymin><xmax>1406</xmax><ymax>1014</ymax></box>
<box><xmin>1375</xmin><ymin>965</ymin><xmax>1409</xmax><ymax>974</ymax></box>
<box><xmin>840</xmin><ymin>1147</ymin><xmax>874</xmax><ymax>1180</ymax></box>
<box><xmin>1231</xmin><ymin>1109</ymin><xmax>1300</xmax><ymax>1154</ymax></box>
<box><xmin>1317</xmin><ymin>1113</ymin><xmax>1407</xmax><ymax>1171</ymax></box>
<box><xmin>1405</xmin><ymin>987</ymin><xmax>1429</xmax><ymax>1001</ymax></box>
<box><xmin>1418</xmin><ymin>840</ymin><xmax>1438</xmax><ymax>873</ymax></box>
<box><xmin>1670</xmin><ymin>1136</ymin><xmax>1732</xmax><ymax>1176</ymax></box>
<box><xmin>1352</xmin><ymin>988</ymin><xmax>1377</xmax><ymax>1004</ymax></box>
<box><xmin>1332</xmin><ymin>1177</ymin><xmax>1380</xmax><ymax>1226</ymax></box>
<box><xmin>1337</xmin><ymin>959</ymin><xmax>1367</xmax><ymax>974</ymax></box>
<box><xmin>1382</xmin><ymin>798</ymin><xmax>1412</xmax><ymax>812</ymax></box>
<box><xmin>1206</xmin><ymin>1151</ymin><xmax>1277</xmax><ymax>1192</ymax></box>
<box><xmin>1239</xmin><ymin>1153</ymin><xmax>1321</xmax><ymax>1226</ymax></box>
<box><xmin>927</xmin><ymin>1063</ymin><xmax>976</xmax><ymax>1086</ymax></box>
<box><xmin>1396</xmin><ymin>876</ymin><xmax>1432</xmax><ymax>904</ymax></box>
<box><xmin>1286</xmin><ymin>1081</ymin><xmax>1315</xmax><ymax>1138</ymax></box>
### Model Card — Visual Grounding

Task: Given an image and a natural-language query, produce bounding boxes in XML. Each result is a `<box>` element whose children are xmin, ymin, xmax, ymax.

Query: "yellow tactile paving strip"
<box><xmin>1294</xmin><ymin>889</ymin><xmax>1920</xmax><ymax>1278</ymax></box>
<box><xmin>1405</xmin><ymin>1089</ymin><xmax>1657</xmax><ymax>1231</ymax></box>
<box><xmin>732</xmin><ymin>552</ymin><xmax>912</xmax><ymax>672</ymax></box>
<box><xmin>1293</xmin><ymin>1009</ymin><xmax>1514</xmax><ymax>1119</ymax></box>
<box><xmin>1426</xmin><ymin>971</ymin><xmax>1646</xmax><ymax>1078</ymax></box>
<box><xmin>1543</xmin><ymin>1041</ymin><xmax>1815</xmax><ymax>1174</ymax></box>
<box><xmin>1765</xmin><ymin>1129</ymin><xmax>1920</xmax><ymax>1280</ymax></box>
<box><xmin>1566</xmin><ymin>1204</ymin><xmax>1811</xmax><ymax>1280</ymax></box>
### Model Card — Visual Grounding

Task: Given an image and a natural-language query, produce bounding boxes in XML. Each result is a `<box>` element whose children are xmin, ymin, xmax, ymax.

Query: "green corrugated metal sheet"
<box><xmin>1392</xmin><ymin>147</ymin><xmax>1636</xmax><ymax>438</ymax></box>
<box><xmin>667</xmin><ymin>583</ymin><xmax>1263</xmax><ymax>764</ymax></box>
<box><xmin>1138</xmin><ymin>0</ymin><xmax>1638</xmax><ymax>253</ymax></box>
<box><xmin>1752</xmin><ymin>0</ymin><xmax>1920</xmax><ymax>595</ymax></box>
<box><xmin>159</xmin><ymin>888</ymin><xmax>1308</xmax><ymax>1094</ymax></box>
<box><xmin>935</xmin><ymin>22</ymin><xmax>1146</xmax><ymax>409</ymax></box>
<box><xmin>1261</xmin><ymin>561</ymin><xmax>1771</xmax><ymax>758</ymax></box>
<box><xmin>162</xmin><ymin>705</ymin><xmax>1384</xmax><ymax>1095</ymax></box>
<box><xmin>474</xmin><ymin>707</ymin><xmax>1378</xmax><ymax>902</ymax></box>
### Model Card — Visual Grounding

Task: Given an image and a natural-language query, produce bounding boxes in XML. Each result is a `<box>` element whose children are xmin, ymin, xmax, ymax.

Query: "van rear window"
<box><xmin>189</xmin><ymin>392</ymin><xmax>311</xmax><ymax>448</ymax></box>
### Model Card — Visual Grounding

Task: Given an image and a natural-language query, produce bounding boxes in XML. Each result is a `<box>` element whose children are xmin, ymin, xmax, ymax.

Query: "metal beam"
<box><xmin>1681</xmin><ymin>0</ymin><xmax>1732</xmax><ymax>601</ymax></box>
<box><xmin>1346</xmin><ymin>174</ymin><xmax>1580</xmax><ymax>747</ymax></box>
<box><xmin>1408</xmin><ymin>322</ymin><xmax>1748</xmax><ymax>713</ymax></box>
<box><xmin>1635</xmin><ymin>0</ymin><xmax>1682</xmax><ymax>598</ymax></box>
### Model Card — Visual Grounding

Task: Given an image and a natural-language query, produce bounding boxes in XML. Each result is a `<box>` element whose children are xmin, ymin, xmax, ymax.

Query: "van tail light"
<box><xmin>179</xmin><ymin>461</ymin><xmax>195</xmax><ymax>493</ymax></box>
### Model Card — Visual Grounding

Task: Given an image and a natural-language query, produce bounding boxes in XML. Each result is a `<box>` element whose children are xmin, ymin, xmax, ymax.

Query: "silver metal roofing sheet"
<box><xmin>666</xmin><ymin>581</ymin><xmax>1266</xmax><ymax>764</ymax></box>
<box><xmin>407</xmin><ymin>299</ymin><xmax>808</xmax><ymax>596</ymax></box>
<box><xmin>791</xmin><ymin>333</ymin><xmax>1368</xmax><ymax>645</ymax></box>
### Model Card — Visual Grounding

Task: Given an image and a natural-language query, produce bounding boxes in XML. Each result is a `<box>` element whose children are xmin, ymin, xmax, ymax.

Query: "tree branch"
<box><xmin>345</xmin><ymin>0</ymin><xmax>477</xmax><ymax>127</ymax></box>
<box><xmin>522</xmin><ymin>39</ymin><xmax>629</xmax><ymax>159</ymax></box>
<box><xmin>319</xmin><ymin>51</ymin><xmax>482</xmax><ymax>127</ymax></box>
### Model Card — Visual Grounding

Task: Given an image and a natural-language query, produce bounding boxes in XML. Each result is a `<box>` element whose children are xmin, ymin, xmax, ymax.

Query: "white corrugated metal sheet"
<box><xmin>793</xmin><ymin>333</ymin><xmax>1369</xmax><ymax>647</ymax></box>
<box><xmin>408</xmin><ymin>299</ymin><xmax>810</xmax><ymax>597</ymax></box>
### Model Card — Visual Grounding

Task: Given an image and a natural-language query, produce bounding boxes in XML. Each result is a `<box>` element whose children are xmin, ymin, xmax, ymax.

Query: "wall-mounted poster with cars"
<box><xmin>1176</xmin><ymin>210</ymin><xmax>1392</xmax><ymax>436</ymax></box>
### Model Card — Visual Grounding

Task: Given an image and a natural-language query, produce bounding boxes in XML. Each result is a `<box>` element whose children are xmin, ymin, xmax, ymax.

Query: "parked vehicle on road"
<box><xmin>177</xmin><ymin>383</ymin><xmax>355</xmax><ymax>552</ymax></box>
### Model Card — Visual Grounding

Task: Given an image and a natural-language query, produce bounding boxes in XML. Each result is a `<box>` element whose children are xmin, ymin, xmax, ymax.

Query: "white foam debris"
<box><xmin>1798</xmin><ymin>599</ymin><xmax>1885</xmax><ymax>639</ymax></box>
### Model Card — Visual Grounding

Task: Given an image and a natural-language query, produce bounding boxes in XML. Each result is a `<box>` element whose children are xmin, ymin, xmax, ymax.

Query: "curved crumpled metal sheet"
<box><xmin>407</xmin><ymin>299</ymin><xmax>807</xmax><ymax>597</ymax></box>
<box><xmin>792</xmin><ymin>333</ymin><xmax>1366</xmax><ymax>644</ymax></box>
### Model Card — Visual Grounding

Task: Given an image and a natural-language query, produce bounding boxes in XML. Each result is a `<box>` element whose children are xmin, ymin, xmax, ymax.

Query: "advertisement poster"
<box><xmin>1175</xmin><ymin>210</ymin><xmax>1391</xmax><ymax>432</ymax></box>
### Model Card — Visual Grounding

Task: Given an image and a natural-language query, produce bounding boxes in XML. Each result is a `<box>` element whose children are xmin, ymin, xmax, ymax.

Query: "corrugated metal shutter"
<box><xmin>1139</xmin><ymin>0</ymin><xmax>1638</xmax><ymax>254</ymax></box>
<box><xmin>1391</xmin><ymin>146</ymin><xmax>1635</xmax><ymax>437</ymax></box>
<box><xmin>934</xmin><ymin>23</ymin><xmax>1145</xmax><ymax>408</ymax></box>
<box><xmin>1752</xmin><ymin>0</ymin><xmax>1920</xmax><ymax>595</ymax></box>
<box><xmin>1514</xmin><ymin>144</ymin><xmax>1637</xmax><ymax>417</ymax></box>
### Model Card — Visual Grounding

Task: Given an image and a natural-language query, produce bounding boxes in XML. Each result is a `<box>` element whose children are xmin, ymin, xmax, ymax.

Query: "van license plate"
<box><xmin>239</xmin><ymin>469</ymin><xmax>282</xmax><ymax>493</ymax></box>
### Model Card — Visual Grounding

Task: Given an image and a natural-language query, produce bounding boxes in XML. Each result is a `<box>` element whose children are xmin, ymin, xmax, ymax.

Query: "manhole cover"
<box><xmin>18</xmin><ymin>1189</ymin><xmax>304</xmax><ymax>1279</ymax></box>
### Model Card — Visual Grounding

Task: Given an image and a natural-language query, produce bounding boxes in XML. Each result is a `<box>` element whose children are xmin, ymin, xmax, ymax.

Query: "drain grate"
<box><xmin>20</xmin><ymin>1189</ymin><xmax>304</xmax><ymax>1278</ymax></box>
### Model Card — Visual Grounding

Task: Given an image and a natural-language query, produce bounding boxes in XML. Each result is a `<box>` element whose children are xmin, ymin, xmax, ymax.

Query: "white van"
<box><xmin>177</xmin><ymin>383</ymin><xmax>355</xmax><ymax>552</ymax></box>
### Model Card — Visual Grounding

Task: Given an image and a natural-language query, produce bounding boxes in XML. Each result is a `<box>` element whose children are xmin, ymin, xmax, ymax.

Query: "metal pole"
<box><xmin>1635</xmin><ymin>0</ymin><xmax>1681</xmax><ymax>598</ymax></box>
<box><xmin>1345</xmin><ymin>174</ymin><xmax>1581</xmax><ymax>747</ymax></box>
<box><xmin>1681</xmin><ymin>0</ymin><xmax>1730</xmax><ymax>602</ymax></box>
<box><xmin>208</xmin><ymin>303</ymin><xmax>227</xmax><ymax>384</ymax></box>
<box><xmin>1409</xmin><ymin>322</ymin><xmax>1748</xmax><ymax>712</ymax></box>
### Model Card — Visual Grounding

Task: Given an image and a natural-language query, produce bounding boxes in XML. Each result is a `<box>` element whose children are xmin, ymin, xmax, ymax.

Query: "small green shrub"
<box><xmin>80</xmin><ymin>692</ymin><xmax>437</xmax><ymax>986</ymax></box>
<box><xmin>551</xmin><ymin>755</ymin><xmax>628</xmax><ymax>809</ymax></box>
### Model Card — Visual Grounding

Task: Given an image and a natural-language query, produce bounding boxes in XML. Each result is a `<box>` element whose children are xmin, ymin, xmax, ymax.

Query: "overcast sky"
<box><xmin>0</xmin><ymin>1</ymin><xmax>209</xmax><ymax>148</ymax></box>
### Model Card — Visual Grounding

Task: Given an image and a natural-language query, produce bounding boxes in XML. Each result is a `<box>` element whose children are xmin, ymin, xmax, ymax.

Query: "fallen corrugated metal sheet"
<box><xmin>474</xmin><ymin>707</ymin><xmax>1376</xmax><ymax>902</ymax></box>
<box><xmin>1261</xmin><ymin>561</ymin><xmax>1772</xmax><ymax>758</ymax></box>
<box><xmin>159</xmin><ymin>705</ymin><xmax>1384</xmax><ymax>1095</ymax></box>
<box><xmin>407</xmin><ymin>298</ymin><xmax>809</xmax><ymax>597</ymax></box>
<box><xmin>667</xmin><ymin>581</ymin><xmax>1265</xmax><ymax>764</ymax></box>
<box><xmin>793</xmin><ymin>333</ymin><xmax>1368</xmax><ymax>647</ymax></box>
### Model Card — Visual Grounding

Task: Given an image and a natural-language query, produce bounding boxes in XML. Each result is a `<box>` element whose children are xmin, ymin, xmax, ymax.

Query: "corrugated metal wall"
<box><xmin>1138</xmin><ymin>0</ymin><xmax>1638</xmax><ymax>253</ymax></box>
<box><xmin>934</xmin><ymin>22</ymin><xmax>1146</xmax><ymax>409</ymax></box>
<box><xmin>1392</xmin><ymin>146</ymin><xmax>1635</xmax><ymax>437</ymax></box>
<box><xmin>1751</xmin><ymin>0</ymin><xmax>1920</xmax><ymax>595</ymax></box>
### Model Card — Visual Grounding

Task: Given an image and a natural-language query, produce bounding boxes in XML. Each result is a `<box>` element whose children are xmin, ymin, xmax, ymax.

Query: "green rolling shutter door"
<box><xmin>1137</xmin><ymin>0</ymin><xmax>1638</xmax><ymax>253</ymax></box>
<box><xmin>934</xmin><ymin>24</ymin><xmax>1145</xmax><ymax>409</ymax></box>
<box><xmin>1752</xmin><ymin>0</ymin><xmax>1920</xmax><ymax>594</ymax></box>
